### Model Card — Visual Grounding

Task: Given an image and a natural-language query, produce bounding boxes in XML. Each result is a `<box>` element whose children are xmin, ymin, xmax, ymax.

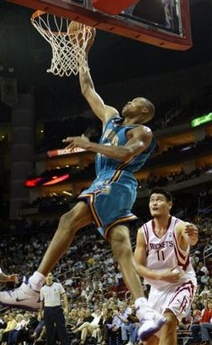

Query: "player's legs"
<box><xmin>158</xmin><ymin>310</ymin><xmax>178</xmax><ymax>345</ymax></box>
<box><xmin>0</xmin><ymin>201</ymin><xmax>93</xmax><ymax>310</ymax></box>
<box><xmin>143</xmin><ymin>335</ymin><xmax>159</xmax><ymax>345</ymax></box>
<box><xmin>108</xmin><ymin>224</ymin><xmax>166</xmax><ymax>341</ymax></box>
<box><xmin>143</xmin><ymin>311</ymin><xmax>178</xmax><ymax>345</ymax></box>
<box><xmin>109</xmin><ymin>224</ymin><xmax>143</xmax><ymax>300</ymax></box>
<box><xmin>147</xmin><ymin>281</ymin><xmax>195</xmax><ymax>345</ymax></box>
<box><xmin>37</xmin><ymin>201</ymin><xmax>93</xmax><ymax>276</ymax></box>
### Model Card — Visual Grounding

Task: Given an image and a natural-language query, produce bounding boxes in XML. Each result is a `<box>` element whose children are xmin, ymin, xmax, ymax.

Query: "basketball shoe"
<box><xmin>136</xmin><ymin>303</ymin><xmax>166</xmax><ymax>341</ymax></box>
<box><xmin>0</xmin><ymin>277</ymin><xmax>40</xmax><ymax>311</ymax></box>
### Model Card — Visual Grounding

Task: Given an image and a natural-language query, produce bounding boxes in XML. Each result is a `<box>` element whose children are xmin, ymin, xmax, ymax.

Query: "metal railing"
<box><xmin>203</xmin><ymin>245</ymin><xmax>212</xmax><ymax>267</ymax></box>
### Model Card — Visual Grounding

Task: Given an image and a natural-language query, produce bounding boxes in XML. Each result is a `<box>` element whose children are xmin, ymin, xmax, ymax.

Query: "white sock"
<box><xmin>135</xmin><ymin>297</ymin><xmax>148</xmax><ymax>308</ymax></box>
<box><xmin>135</xmin><ymin>297</ymin><xmax>150</xmax><ymax>320</ymax></box>
<box><xmin>28</xmin><ymin>271</ymin><xmax>45</xmax><ymax>291</ymax></box>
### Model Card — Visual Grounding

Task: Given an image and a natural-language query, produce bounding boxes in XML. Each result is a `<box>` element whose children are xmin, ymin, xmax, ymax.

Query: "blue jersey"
<box><xmin>78</xmin><ymin>116</ymin><xmax>156</xmax><ymax>238</ymax></box>
<box><xmin>95</xmin><ymin>116</ymin><xmax>155</xmax><ymax>175</ymax></box>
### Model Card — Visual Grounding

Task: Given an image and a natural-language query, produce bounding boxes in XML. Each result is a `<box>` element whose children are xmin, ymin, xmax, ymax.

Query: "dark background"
<box><xmin>0</xmin><ymin>0</ymin><xmax>211</xmax><ymax>120</ymax></box>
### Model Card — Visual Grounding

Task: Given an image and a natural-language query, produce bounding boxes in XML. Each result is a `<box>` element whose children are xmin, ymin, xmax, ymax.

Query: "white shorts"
<box><xmin>148</xmin><ymin>278</ymin><xmax>196</xmax><ymax>336</ymax></box>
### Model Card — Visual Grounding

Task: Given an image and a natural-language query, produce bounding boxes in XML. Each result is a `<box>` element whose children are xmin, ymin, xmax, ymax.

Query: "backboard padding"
<box><xmin>7</xmin><ymin>0</ymin><xmax>192</xmax><ymax>50</ymax></box>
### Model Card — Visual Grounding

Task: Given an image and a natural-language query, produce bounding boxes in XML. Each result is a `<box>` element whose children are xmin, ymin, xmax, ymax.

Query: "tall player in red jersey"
<box><xmin>134</xmin><ymin>187</ymin><xmax>198</xmax><ymax>345</ymax></box>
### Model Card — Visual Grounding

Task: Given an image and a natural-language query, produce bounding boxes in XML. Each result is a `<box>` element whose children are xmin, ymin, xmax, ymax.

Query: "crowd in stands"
<box><xmin>2</xmin><ymin>95</ymin><xmax>212</xmax><ymax>343</ymax></box>
<box><xmin>20</xmin><ymin>162</ymin><xmax>212</xmax><ymax>218</ymax></box>
<box><xmin>139</xmin><ymin>165</ymin><xmax>212</xmax><ymax>191</ymax></box>
<box><xmin>34</xmin><ymin>135</ymin><xmax>212</xmax><ymax>187</ymax></box>
<box><xmin>27</xmin><ymin>134</ymin><xmax>212</xmax><ymax>193</ymax></box>
<box><xmin>151</xmin><ymin>88</ymin><xmax>212</xmax><ymax>131</ymax></box>
<box><xmin>35</xmin><ymin>88</ymin><xmax>212</xmax><ymax>156</ymax></box>
<box><xmin>0</xmin><ymin>299</ymin><xmax>144</xmax><ymax>345</ymax></box>
<box><xmin>36</xmin><ymin>117</ymin><xmax>100</xmax><ymax>154</ymax></box>
<box><xmin>0</xmin><ymin>196</ymin><xmax>212</xmax><ymax>344</ymax></box>
<box><xmin>146</xmin><ymin>135</ymin><xmax>212</xmax><ymax>167</ymax></box>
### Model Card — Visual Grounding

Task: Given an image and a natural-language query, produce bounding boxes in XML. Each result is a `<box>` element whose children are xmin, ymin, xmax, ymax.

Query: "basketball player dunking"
<box><xmin>0</xmin><ymin>24</ymin><xmax>169</xmax><ymax>342</ymax></box>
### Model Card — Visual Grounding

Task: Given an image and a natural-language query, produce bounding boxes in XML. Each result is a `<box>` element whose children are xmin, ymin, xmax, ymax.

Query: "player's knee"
<box><xmin>163</xmin><ymin>310</ymin><xmax>178</xmax><ymax>329</ymax></box>
<box><xmin>143</xmin><ymin>335</ymin><xmax>159</xmax><ymax>345</ymax></box>
<box><xmin>113</xmin><ymin>243</ymin><xmax>131</xmax><ymax>261</ymax></box>
<box><xmin>58</xmin><ymin>211</ymin><xmax>76</xmax><ymax>233</ymax></box>
<box><xmin>110</xmin><ymin>226</ymin><xmax>128</xmax><ymax>244</ymax></box>
<box><xmin>110</xmin><ymin>227</ymin><xmax>131</xmax><ymax>258</ymax></box>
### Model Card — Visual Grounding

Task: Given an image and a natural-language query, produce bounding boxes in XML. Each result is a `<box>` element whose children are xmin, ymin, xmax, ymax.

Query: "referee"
<box><xmin>40</xmin><ymin>272</ymin><xmax>70</xmax><ymax>345</ymax></box>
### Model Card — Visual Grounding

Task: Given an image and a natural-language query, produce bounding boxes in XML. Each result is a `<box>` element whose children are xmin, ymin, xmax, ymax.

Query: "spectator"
<box><xmin>0</xmin><ymin>314</ymin><xmax>9</xmax><ymax>342</ymax></box>
<box><xmin>73</xmin><ymin>307</ymin><xmax>102</xmax><ymax>344</ymax></box>
<box><xmin>7</xmin><ymin>313</ymin><xmax>25</xmax><ymax>345</ymax></box>
<box><xmin>191</xmin><ymin>299</ymin><xmax>209</xmax><ymax>344</ymax></box>
<box><xmin>104</xmin><ymin>305</ymin><xmax>122</xmax><ymax>344</ymax></box>
<box><xmin>1</xmin><ymin>312</ymin><xmax>17</xmax><ymax>345</ymax></box>
<box><xmin>121</xmin><ymin>303</ymin><xmax>139</xmax><ymax>345</ymax></box>
<box><xmin>200</xmin><ymin>300</ymin><xmax>212</xmax><ymax>345</ymax></box>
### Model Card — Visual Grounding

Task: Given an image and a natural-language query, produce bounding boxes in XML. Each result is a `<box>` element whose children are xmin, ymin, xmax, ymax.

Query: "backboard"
<box><xmin>7</xmin><ymin>0</ymin><xmax>192</xmax><ymax>50</ymax></box>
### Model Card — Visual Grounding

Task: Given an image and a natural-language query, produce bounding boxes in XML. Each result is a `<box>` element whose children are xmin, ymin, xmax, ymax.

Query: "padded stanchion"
<box><xmin>92</xmin><ymin>0</ymin><xmax>138</xmax><ymax>15</ymax></box>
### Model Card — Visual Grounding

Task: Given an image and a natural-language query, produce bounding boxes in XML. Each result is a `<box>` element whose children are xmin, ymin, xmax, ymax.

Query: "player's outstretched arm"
<box><xmin>176</xmin><ymin>221</ymin><xmax>199</xmax><ymax>247</ymax></box>
<box><xmin>79</xmin><ymin>31</ymin><xmax>118</xmax><ymax>125</ymax></box>
<box><xmin>63</xmin><ymin>125</ymin><xmax>153</xmax><ymax>162</ymax></box>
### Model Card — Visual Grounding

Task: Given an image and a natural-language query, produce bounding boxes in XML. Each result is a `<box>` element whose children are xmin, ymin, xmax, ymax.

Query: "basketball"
<box><xmin>68</xmin><ymin>21</ymin><xmax>96</xmax><ymax>50</ymax></box>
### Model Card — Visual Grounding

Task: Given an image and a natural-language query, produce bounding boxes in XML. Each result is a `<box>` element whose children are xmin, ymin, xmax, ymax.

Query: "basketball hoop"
<box><xmin>31</xmin><ymin>11</ymin><xmax>93</xmax><ymax>77</ymax></box>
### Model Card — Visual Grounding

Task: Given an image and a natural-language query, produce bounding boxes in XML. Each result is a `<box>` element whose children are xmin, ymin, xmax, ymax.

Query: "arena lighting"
<box><xmin>191</xmin><ymin>112</ymin><xmax>212</xmax><ymax>127</ymax></box>
<box><xmin>42</xmin><ymin>174</ymin><xmax>70</xmax><ymax>186</ymax></box>
<box><xmin>25</xmin><ymin>177</ymin><xmax>43</xmax><ymax>187</ymax></box>
<box><xmin>62</xmin><ymin>191</ymin><xmax>73</xmax><ymax>196</ymax></box>
<box><xmin>25</xmin><ymin>174</ymin><xmax>70</xmax><ymax>187</ymax></box>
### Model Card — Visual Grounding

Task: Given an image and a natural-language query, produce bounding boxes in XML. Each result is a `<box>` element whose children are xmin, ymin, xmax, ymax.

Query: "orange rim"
<box><xmin>30</xmin><ymin>10</ymin><xmax>70</xmax><ymax>36</ymax></box>
<box><xmin>31</xmin><ymin>10</ymin><xmax>46</xmax><ymax>21</ymax></box>
<box><xmin>30</xmin><ymin>10</ymin><xmax>89</xmax><ymax>36</ymax></box>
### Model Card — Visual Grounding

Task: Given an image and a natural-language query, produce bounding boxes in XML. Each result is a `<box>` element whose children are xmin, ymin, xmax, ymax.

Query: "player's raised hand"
<box><xmin>62</xmin><ymin>134</ymin><xmax>90</xmax><ymax>150</ymax></box>
<box><xmin>184</xmin><ymin>222</ymin><xmax>198</xmax><ymax>245</ymax></box>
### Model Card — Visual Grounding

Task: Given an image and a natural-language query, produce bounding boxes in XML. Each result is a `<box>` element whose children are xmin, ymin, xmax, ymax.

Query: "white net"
<box><xmin>31</xmin><ymin>11</ymin><xmax>93</xmax><ymax>77</ymax></box>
